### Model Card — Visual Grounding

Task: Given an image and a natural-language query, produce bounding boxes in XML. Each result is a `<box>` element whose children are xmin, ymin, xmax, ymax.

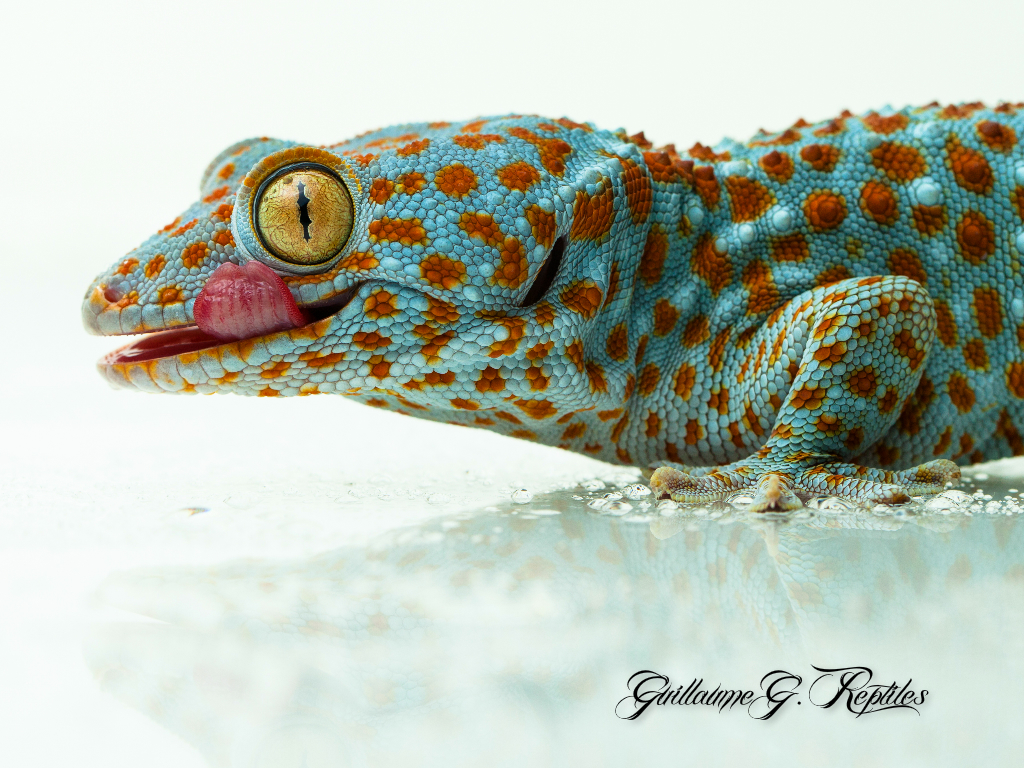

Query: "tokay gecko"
<box><xmin>83</xmin><ymin>103</ymin><xmax>1024</xmax><ymax>512</ymax></box>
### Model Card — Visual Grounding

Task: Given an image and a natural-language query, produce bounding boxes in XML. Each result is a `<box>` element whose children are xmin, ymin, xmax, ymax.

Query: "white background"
<box><xmin>3</xmin><ymin>0</ymin><xmax>1024</xmax><ymax>764</ymax></box>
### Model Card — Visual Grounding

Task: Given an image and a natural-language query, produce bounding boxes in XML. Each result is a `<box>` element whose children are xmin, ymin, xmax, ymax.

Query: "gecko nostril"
<box><xmin>103</xmin><ymin>284</ymin><xmax>124</xmax><ymax>303</ymax></box>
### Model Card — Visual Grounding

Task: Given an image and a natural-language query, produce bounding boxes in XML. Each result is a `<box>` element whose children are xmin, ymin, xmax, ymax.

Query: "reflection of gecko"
<box><xmin>87</xmin><ymin>505</ymin><xmax>1024</xmax><ymax>764</ymax></box>
<box><xmin>84</xmin><ymin>104</ymin><xmax>1024</xmax><ymax>511</ymax></box>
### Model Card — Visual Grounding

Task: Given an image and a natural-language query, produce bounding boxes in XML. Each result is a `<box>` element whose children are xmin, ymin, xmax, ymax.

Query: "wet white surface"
<box><xmin>6</xmin><ymin>1</ymin><xmax>1024</xmax><ymax>765</ymax></box>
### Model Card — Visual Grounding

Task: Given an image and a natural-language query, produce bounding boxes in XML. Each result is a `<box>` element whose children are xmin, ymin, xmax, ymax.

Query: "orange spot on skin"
<box><xmin>606</xmin><ymin>323</ymin><xmax>629</xmax><ymax>360</ymax></box>
<box><xmin>144</xmin><ymin>255</ymin><xmax>167</xmax><ymax>278</ymax></box>
<box><xmin>434</xmin><ymin>164</ymin><xmax>477</xmax><ymax>198</ymax></box>
<box><xmin>691</xmin><ymin>233</ymin><xmax>732</xmax><ymax>296</ymax></box>
<box><xmin>212</xmin><ymin>230</ymin><xmax>234</xmax><ymax>247</ymax></box>
<box><xmin>475</xmin><ymin>366</ymin><xmax>506</xmax><ymax>393</ymax></box>
<box><xmin>565</xmin><ymin>339</ymin><xmax>584</xmax><ymax>371</ymax></box>
<box><xmin>934</xmin><ymin>426</ymin><xmax>953</xmax><ymax>455</ymax></box>
<box><xmin>560</xmin><ymin>280</ymin><xmax>603</xmax><ymax>317</ymax></box>
<box><xmin>181</xmin><ymin>242</ymin><xmax>209</xmax><ymax>269</ymax></box>
<box><xmin>515</xmin><ymin>399</ymin><xmax>558</xmax><ymax>419</ymax></box>
<box><xmin>352</xmin><ymin>331</ymin><xmax>391</xmax><ymax>351</ymax></box>
<box><xmin>977</xmin><ymin>120</ymin><xmax>1017</xmax><ymax>151</ymax></box>
<box><xmin>534</xmin><ymin>302</ymin><xmax>556</xmax><ymax>327</ymax></box>
<box><xmin>491</xmin><ymin>237</ymin><xmax>528</xmax><ymax>289</ymax></box>
<box><xmin>452</xmin><ymin>133</ymin><xmax>505</xmax><ymax>150</ymax></box>
<box><xmin>888</xmin><ymin>249</ymin><xmax>927</xmax><ymax>285</ymax></box>
<box><xmin>116</xmin><ymin>258</ymin><xmax>139</xmax><ymax>276</ymax></box>
<box><xmin>450</xmin><ymin>398</ymin><xmax>479</xmax><ymax>410</ymax></box>
<box><xmin>419</xmin><ymin>253</ymin><xmax>466</xmax><ymax>290</ymax></box>
<box><xmin>947</xmin><ymin>372</ymin><xmax>976</xmax><ymax>413</ymax></box>
<box><xmin>645</xmin><ymin>412</ymin><xmax>661</xmax><ymax>439</ymax></box>
<box><xmin>570</xmin><ymin>186</ymin><xmax>615</xmax><ymax>242</ymax></box>
<box><xmin>1007</xmin><ymin>362</ymin><xmax>1024</xmax><ymax>398</ymax></box>
<box><xmin>171</xmin><ymin>219</ymin><xmax>198</xmax><ymax>237</ymax></box>
<box><xmin>258</xmin><ymin>387</ymin><xmax>280</xmax><ymax>397</ymax></box>
<box><xmin>804</xmin><ymin>191</ymin><xmax>847</xmax><ymax>231</ymax></box>
<box><xmin>860</xmin><ymin>181</ymin><xmax>899</xmax><ymax>225</ymax></box>
<box><xmin>725</xmin><ymin>177</ymin><xmax>776</xmax><ymax>222</ymax></box>
<box><xmin>527</xmin><ymin>341</ymin><xmax>553</xmax><ymax>361</ymax></box>
<box><xmin>770</xmin><ymin>233</ymin><xmax>809</xmax><ymax>262</ymax></box>
<box><xmin>750</xmin><ymin>128</ymin><xmax>802</xmax><ymax>147</ymax></box>
<box><xmin>211</xmin><ymin>203</ymin><xmax>233</xmax><ymax>221</ymax></box>
<box><xmin>946</xmin><ymin>135</ymin><xmax>994</xmax><ymax>194</ymax></box>
<box><xmin>935</xmin><ymin>299</ymin><xmax>958</xmax><ymax>347</ymax></box>
<box><xmin>893</xmin><ymin>328</ymin><xmax>926</xmax><ymax>370</ymax></box>
<box><xmin>963</xmin><ymin>338</ymin><xmax>989</xmax><ymax>371</ymax></box>
<box><xmin>217</xmin><ymin>163</ymin><xmax>235</xmax><ymax>180</ymax></box>
<box><xmin>158</xmin><ymin>217</ymin><xmax>182</xmax><ymax>234</ymax></box>
<box><xmin>957</xmin><ymin>211</ymin><xmax>996</xmax><ymax>264</ymax></box>
<box><xmin>368</xmin><ymin>356</ymin><xmax>392</xmax><ymax>379</ymax></box>
<box><xmin>364</xmin><ymin>289</ymin><xmax>398</xmax><ymax>319</ymax></box>
<box><xmin>741</xmin><ymin>259</ymin><xmax>780</xmax><ymax>315</ymax></box>
<box><xmin>638</xmin><ymin>226</ymin><xmax>667</xmax><ymax>286</ymax></box>
<box><xmin>369</xmin><ymin>217</ymin><xmax>429</xmax><ymax>246</ymax></box>
<box><xmin>912</xmin><ymin>204</ymin><xmax>947</xmax><ymax>236</ymax></box>
<box><xmin>261</xmin><ymin>360</ymin><xmax>291</xmax><ymax>379</ymax></box>
<box><xmin>391</xmin><ymin>173</ymin><xmax>423</xmax><ymax>195</ymax></box>
<box><xmin>870</xmin><ymin>142</ymin><xmax>927</xmax><ymax>182</ymax></box>
<box><xmin>638</xmin><ymin>363</ymin><xmax>660</xmax><ymax>397</ymax></box>
<box><xmin>693</xmin><ymin>165</ymin><xmax>720</xmax><ymax>209</ymax></box>
<box><xmin>203</xmin><ymin>186</ymin><xmax>230</xmax><ymax>203</ymax></box>
<box><xmin>338</xmin><ymin>251</ymin><xmax>380</xmax><ymax>271</ymax></box>
<box><xmin>759</xmin><ymin>150</ymin><xmax>794</xmax><ymax>182</ymax></box>
<box><xmin>973</xmin><ymin>286</ymin><xmax>1004</xmax><ymax>339</ymax></box>
<box><xmin>525</xmin><ymin>364</ymin><xmax>549</xmax><ymax>391</ymax></box>
<box><xmin>486</xmin><ymin>315</ymin><xmax>526</xmax><ymax>358</ymax></box>
<box><xmin>652</xmin><ymin>299</ymin><xmax>679</xmax><ymax>337</ymax></box>
<box><xmin>585</xmin><ymin>361</ymin><xmax>607</xmax><ymax>393</ymax></box>
<box><xmin>848</xmin><ymin>367</ymin><xmax>877</xmax><ymax>397</ymax></box>
<box><xmin>799</xmin><ymin>143</ymin><xmax>841</xmax><ymax>172</ymax></box>
<box><xmin>507</xmin><ymin>127</ymin><xmax>573</xmax><ymax>175</ymax></box>
<box><xmin>621</xmin><ymin>158</ymin><xmax>652</xmax><ymax>224</ymax></box>
<box><xmin>304</xmin><ymin>352</ymin><xmax>345</xmax><ymax>368</ymax></box>
<box><xmin>862</xmin><ymin>112</ymin><xmax>909</xmax><ymax>134</ymax></box>
<box><xmin>682</xmin><ymin>314</ymin><xmax>710</xmax><ymax>347</ymax></box>
<box><xmin>158</xmin><ymin>287</ymin><xmax>183</xmax><ymax>305</ymax></box>
<box><xmin>709</xmin><ymin>330</ymin><xmax>731</xmax><ymax>372</ymax></box>
<box><xmin>678</xmin><ymin>418</ymin><xmax>703</xmax><ymax>446</ymax></box>
<box><xmin>368</xmin><ymin>178</ymin><xmax>394</xmax><ymax>204</ymax></box>
<box><xmin>460</xmin><ymin>211</ymin><xmax>504</xmax><ymax>247</ymax></box>
<box><xmin>524</xmin><ymin>205</ymin><xmax>557</xmax><ymax>248</ymax></box>
<box><xmin>562</xmin><ymin>422</ymin><xmax>587</xmax><ymax>440</ymax></box>
<box><xmin>497</xmin><ymin>161</ymin><xmax>540</xmax><ymax>191</ymax></box>
<box><xmin>396</xmin><ymin>138</ymin><xmax>430</xmax><ymax>156</ymax></box>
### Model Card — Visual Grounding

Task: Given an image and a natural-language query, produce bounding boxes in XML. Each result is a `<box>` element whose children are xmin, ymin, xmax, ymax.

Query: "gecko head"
<box><xmin>83</xmin><ymin>117</ymin><xmax>647</xmax><ymax>425</ymax></box>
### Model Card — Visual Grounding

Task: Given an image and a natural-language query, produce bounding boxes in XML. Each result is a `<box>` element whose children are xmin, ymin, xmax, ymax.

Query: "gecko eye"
<box><xmin>254</xmin><ymin>163</ymin><xmax>353</xmax><ymax>265</ymax></box>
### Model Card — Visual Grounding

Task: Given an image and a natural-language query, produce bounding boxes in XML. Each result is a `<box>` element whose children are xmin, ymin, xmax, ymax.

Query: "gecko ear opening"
<box><xmin>520</xmin><ymin>236</ymin><xmax>565</xmax><ymax>307</ymax></box>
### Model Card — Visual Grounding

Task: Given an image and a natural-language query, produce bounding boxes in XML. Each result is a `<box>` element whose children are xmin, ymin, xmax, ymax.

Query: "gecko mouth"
<box><xmin>101</xmin><ymin>279</ymin><xmax>361</xmax><ymax>366</ymax></box>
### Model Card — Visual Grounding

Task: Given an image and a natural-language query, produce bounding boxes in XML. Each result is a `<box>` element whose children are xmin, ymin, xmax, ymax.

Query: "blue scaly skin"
<box><xmin>83</xmin><ymin>103</ymin><xmax>1024</xmax><ymax>511</ymax></box>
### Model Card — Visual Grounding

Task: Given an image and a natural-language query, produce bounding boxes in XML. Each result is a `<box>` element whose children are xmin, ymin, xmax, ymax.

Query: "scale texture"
<box><xmin>83</xmin><ymin>103</ymin><xmax>1024</xmax><ymax>509</ymax></box>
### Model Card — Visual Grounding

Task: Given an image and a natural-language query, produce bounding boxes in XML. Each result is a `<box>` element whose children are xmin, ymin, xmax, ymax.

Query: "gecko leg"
<box><xmin>649</xmin><ymin>276</ymin><xmax>960</xmax><ymax>512</ymax></box>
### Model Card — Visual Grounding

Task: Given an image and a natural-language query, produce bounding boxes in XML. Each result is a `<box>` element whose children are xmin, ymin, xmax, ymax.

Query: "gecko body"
<box><xmin>83</xmin><ymin>103</ymin><xmax>1024</xmax><ymax>510</ymax></box>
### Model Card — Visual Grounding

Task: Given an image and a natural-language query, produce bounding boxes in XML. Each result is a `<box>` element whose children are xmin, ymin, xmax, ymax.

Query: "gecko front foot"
<box><xmin>649</xmin><ymin>458</ymin><xmax>960</xmax><ymax>513</ymax></box>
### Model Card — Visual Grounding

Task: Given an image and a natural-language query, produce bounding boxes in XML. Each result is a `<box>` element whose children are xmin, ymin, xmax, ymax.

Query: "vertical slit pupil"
<box><xmin>296</xmin><ymin>181</ymin><xmax>313</xmax><ymax>241</ymax></box>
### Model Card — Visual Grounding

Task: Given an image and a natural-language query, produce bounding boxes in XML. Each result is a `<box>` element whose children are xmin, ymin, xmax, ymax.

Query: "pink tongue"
<box><xmin>194</xmin><ymin>261</ymin><xmax>308</xmax><ymax>341</ymax></box>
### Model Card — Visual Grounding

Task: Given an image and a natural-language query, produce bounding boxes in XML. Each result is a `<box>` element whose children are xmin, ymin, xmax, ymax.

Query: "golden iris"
<box><xmin>255</xmin><ymin>164</ymin><xmax>353</xmax><ymax>265</ymax></box>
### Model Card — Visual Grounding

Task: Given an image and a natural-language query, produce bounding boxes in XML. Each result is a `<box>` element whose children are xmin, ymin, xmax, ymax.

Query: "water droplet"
<box><xmin>623</xmin><ymin>483</ymin><xmax>652</xmax><ymax>499</ymax></box>
<box><xmin>511</xmin><ymin>489</ymin><xmax>533</xmax><ymax>504</ymax></box>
